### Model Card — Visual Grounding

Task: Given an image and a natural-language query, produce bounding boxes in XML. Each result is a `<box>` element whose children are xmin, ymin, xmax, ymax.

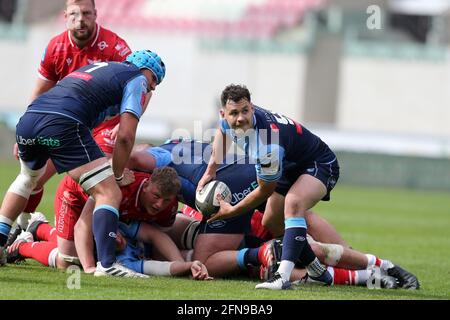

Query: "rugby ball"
<box><xmin>195</xmin><ymin>180</ymin><xmax>232</xmax><ymax>218</ymax></box>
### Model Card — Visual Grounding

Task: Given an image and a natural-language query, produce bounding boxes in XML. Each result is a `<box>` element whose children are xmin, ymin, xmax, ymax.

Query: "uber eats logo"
<box><xmin>37</xmin><ymin>137</ymin><xmax>61</xmax><ymax>147</ymax></box>
<box><xmin>17</xmin><ymin>135</ymin><xmax>61</xmax><ymax>147</ymax></box>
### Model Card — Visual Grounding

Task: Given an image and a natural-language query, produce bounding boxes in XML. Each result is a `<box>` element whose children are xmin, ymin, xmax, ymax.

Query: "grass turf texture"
<box><xmin>0</xmin><ymin>160</ymin><xmax>449</xmax><ymax>300</ymax></box>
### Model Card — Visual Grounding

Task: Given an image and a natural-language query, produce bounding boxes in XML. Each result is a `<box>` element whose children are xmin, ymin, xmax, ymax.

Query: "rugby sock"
<box><xmin>365</xmin><ymin>254</ymin><xmax>394</xmax><ymax>270</ymax></box>
<box><xmin>93</xmin><ymin>206</ymin><xmax>119</xmax><ymax>268</ymax></box>
<box><xmin>0</xmin><ymin>216</ymin><xmax>13</xmax><ymax>246</ymax></box>
<box><xmin>19</xmin><ymin>241</ymin><xmax>57</xmax><ymax>267</ymax></box>
<box><xmin>306</xmin><ymin>257</ymin><xmax>328</xmax><ymax>278</ymax></box>
<box><xmin>278</xmin><ymin>217</ymin><xmax>308</xmax><ymax>281</ymax></box>
<box><xmin>23</xmin><ymin>188</ymin><xmax>44</xmax><ymax>214</ymax></box>
<box><xmin>330</xmin><ymin>267</ymin><xmax>370</xmax><ymax>286</ymax></box>
<box><xmin>245</xmin><ymin>248</ymin><xmax>260</xmax><ymax>266</ymax></box>
<box><xmin>36</xmin><ymin>223</ymin><xmax>57</xmax><ymax>243</ymax></box>
<box><xmin>298</xmin><ymin>240</ymin><xmax>317</xmax><ymax>266</ymax></box>
<box><xmin>236</xmin><ymin>248</ymin><xmax>248</xmax><ymax>269</ymax></box>
<box><xmin>237</xmin><ymin>248</ymin><xmax>261</xmax><ymax>269</ymax></box>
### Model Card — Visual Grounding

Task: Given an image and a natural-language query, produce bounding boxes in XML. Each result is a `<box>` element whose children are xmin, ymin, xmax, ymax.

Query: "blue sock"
<box><xmin>281</xmin><ymin>217</ymin><xmax>308</xmax><ymax>262</ymax></box>
<box><xmin>93</xmin><ymin>205</ymin><xmax>119</xmax><ymax>268</ymax></box>
<box><xmin>298</xmin><ymin>241</ymin><xmax>316</xmax><ymax>266</ymax></box>
<box><xmin>0</xmin><ymin>218</ymin><xmax>12</xmax><ymax>247</ymax></box>
<box><xmin>237</xmin><ymin>248</ymin><xmax>260</xmax><ymax>269</ymax></box>
<box><xmin>246</xmin><ymin>248</ymin><xmax>260</xmax><ymax>266</ymax></box>
<box><xmin>236</xmin><ymin>248</ymin><xmax>248</xmax><ymax>270</ymax></box>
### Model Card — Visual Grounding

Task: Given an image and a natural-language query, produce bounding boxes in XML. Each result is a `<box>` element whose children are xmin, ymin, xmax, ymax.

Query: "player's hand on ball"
<box><xmin>207</xmin><ymin>199</ymin><xmax>234</xmax><ymax>223</ymax></box>
<box><xmin>197</xmin><ymin>173</ymin><xmax>215</xmax><ymax>193</ymax></box>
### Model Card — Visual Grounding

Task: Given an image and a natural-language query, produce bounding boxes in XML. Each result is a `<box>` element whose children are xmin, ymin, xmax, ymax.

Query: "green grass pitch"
<box><xmin>0</xmin><ymin>160</ymin><xmax>449</xmax><ymax>300</ymax></box>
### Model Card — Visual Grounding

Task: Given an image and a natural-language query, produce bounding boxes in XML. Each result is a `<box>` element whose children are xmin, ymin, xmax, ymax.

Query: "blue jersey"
<box><xmin>147</xmin><ymin>140</ymin><xmax>258</xmax><ymax>234</ymax></box>
<box><xmin>116</xmin><ymin>241</ymin><xmax>145</xmax><ymax>274</ymax></box>
<box><xmin>27</xmin><ymin>61</ymin><xmax>147</xmax><ymax>129</ymax></box>
<box><xmin>220</xmin><ymin>106</ymin><xmax>333</xmax><ymax>182</ymax></box>
<box><xmin>149</xmin><ymin>140</ymin><xmax>257</xmax><ymax>207</ymax></box>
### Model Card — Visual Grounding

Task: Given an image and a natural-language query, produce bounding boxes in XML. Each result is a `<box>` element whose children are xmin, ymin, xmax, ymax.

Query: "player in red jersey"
<box><xmin>32</xmin><ymin>0</ymin><xmax>131</xmax><ymax>100</ymax></box>
<box><xmin>11</xmin><ymin>0</ymin><xmax>131</xmax><ymax>233</ymax></box>
<box><xmin>6</xmin><ymin>168</ymin><xmax>182</xmax><ymax>273</ymax></box>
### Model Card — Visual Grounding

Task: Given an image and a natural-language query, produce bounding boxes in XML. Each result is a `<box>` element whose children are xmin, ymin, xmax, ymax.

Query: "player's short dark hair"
<box><xmin>150</xmin><ymin>167</ymin><xmax>181</xmax><ymax>196</ymax></box>
<box><xmin>66</xmin><ymin>0</ymin><xmax>96</xmax><ymax>8</ymax></box>
<box><xmin>221</xmin><ymin>84</ymin><xmax>251</xmax><ymax>107</ymax></box>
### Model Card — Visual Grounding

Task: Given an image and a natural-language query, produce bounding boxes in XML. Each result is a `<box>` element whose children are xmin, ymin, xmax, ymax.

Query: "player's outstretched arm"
<box><xmin>137</xmin><ymin>222</ymin><xmax>185</xmax><ymax>262</ymax></box>
<box><xmin>127</xmin><ymin>144</ymin><xmax>157</xmax><ymax>172</ymax></box>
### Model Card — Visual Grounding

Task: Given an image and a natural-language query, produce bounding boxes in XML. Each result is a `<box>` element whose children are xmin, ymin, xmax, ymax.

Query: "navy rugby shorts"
<box><xmin>275</xmin><ymin>153</ymin><xmax>340</xmax><ymax>201</ymax></box>
<box><xmin>16</xmin><ymin>112</ymin><xmax>104</xmax><ymax>173</ymax></box>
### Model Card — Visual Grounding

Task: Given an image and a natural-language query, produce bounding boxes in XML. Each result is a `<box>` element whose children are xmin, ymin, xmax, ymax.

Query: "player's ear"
<box><xmin>219</xmin><ymin>108</ymin><xmax>225</xmax><ymax>118</ymax></box>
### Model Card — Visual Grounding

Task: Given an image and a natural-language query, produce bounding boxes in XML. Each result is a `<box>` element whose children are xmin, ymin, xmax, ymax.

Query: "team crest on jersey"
<box><xmin>98</xmin><ymin>41</ymin><xmax>108</xmax><ymax>51</ymax></box>
<box><xmin>66</xmin><ymin>58</ymin><xmax>72</xmax><ymax>66</ymax></box>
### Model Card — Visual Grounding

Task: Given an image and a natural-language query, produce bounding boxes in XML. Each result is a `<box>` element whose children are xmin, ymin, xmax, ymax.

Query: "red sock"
<box><xmin>19</xmin><ymin>241</ymin><xmax>57</xmax><ymax>267</ymax></box>
<box><xmin>374</xmin><ymin>257</ymin><xmax>382</xmax><ymax>267</ymax></box>
<box><xmin>36</xmin><ymin>223</ymin><xmax>57</xmax><ymax>243</ymax></box>
<box><xmin>332</xmin><ymin>267</ymin><xmax>357</xmax><ymax>286</ymax></box>
<box><xmin>24</xmin><ymin>188</ymin><xmax>44</xmax><ymax>213</ymax></box>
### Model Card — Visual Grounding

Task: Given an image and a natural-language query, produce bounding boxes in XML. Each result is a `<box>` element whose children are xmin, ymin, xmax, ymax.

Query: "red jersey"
<box><xmin>38</xmin><ymin>24</ymin><xmax>131</xmax><ymax>82</ymax></box>
<box><xmin>92</xmin><ymin>116</ymin><xmax>120</xmax><ymax>154</ymax></box>
<box><xmin>119</xmin><ymin>172</ymin><xmax>179</xmax><ymax>227</ymax></box>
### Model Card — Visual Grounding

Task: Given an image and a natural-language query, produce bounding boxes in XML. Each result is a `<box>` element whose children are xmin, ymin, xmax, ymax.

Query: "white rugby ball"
<box><xmin>195</xmin><ymin>180</ymin><xmax>232</xmax><ymax>218</ymax></box>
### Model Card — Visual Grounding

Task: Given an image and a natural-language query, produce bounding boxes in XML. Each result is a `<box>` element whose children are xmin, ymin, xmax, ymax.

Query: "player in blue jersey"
<box><xmin>0</xmin><ymin>50</ymin><xmax>165</xmax><ymax>278</ymax></box>
<box><xmin>128</xmin><ymin>139</ymin><xmax>344</xmax><ymax>277</ymax></box>
<box><xmin>128</xmin><ymin>140</ymin><xmax>420</xmax><ymax>289</ymax></box>
<box><xmin>197</xmin><ymin>84</ymin><xmax>339</xmax><ymax>289</ymax></box>
<box><xmin>128</xmin><ymin>139</ymin><xmax>264</xmax><ymax>266</ymax></box>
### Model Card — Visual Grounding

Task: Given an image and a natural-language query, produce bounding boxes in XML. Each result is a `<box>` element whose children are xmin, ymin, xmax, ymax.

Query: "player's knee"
<box><xmin>284</xmin><ymin>194</ymin><xmax>305</xmax><ymax>213</ymax></box>
<box><xmin>318</xmin><ymin>242</ymin><xmax>344</xmax><ymax>266</ymax></box>
<box><xmin>7</xmin><ymin>162</ymin><xmax>46</xmax><ymax>199</ymax></box>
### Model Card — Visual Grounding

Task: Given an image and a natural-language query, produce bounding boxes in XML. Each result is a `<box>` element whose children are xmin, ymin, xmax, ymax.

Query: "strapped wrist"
<box><xmin>115</xmin><ymin>174</ymin><xmax>124</xmax><ymax>182</ymax></box>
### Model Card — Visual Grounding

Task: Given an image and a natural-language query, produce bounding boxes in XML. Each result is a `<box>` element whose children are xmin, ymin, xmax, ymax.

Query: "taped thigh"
<box><xmin>180</xmin><ymin>220</ymin><xmax>200</xmax><ymax>250</ymax></box>
<box><xmin>58</xmin><ymin>252</ymin><xmax>81</xmax><ymax>266</ymax></box>
<box><xmin>78</xmin><ymin>162</ymin><xmax>113</xmax><ymax>192</ymax></box>
<box><xmin>315</xmin><ymin>241</ymin><xmax>344</xmax><ymax>266</ymax></box>
<box><xmin>7</xmin><ymin>160</ymin><xmax>46</xmax><ymax>198</ymax></box>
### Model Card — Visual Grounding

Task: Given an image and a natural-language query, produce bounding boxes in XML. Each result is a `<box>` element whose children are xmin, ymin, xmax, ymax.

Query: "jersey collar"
<box><xmin>136</xmin><ymin>177</ymin><xmax>149</xmax><ymax>209</ymax></box>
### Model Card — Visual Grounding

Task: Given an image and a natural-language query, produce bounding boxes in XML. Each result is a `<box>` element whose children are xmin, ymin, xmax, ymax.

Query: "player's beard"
<box><xmin>71</xmin><ymin>26</ymin><xmax>94</xmax><ymax>42</ymax></box>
